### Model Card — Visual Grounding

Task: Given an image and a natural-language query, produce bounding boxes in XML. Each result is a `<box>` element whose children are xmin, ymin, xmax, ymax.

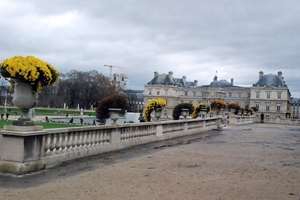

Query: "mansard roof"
<box><xmin>253</xmin><ymin>73</ymin><xmax>286</xmax><ymax>87</ymax></box>
<box><xmin>291</xmin><ymin>98</ymin><xmax>300</xmax><ymax>103</ymax></box>
<box><xmin>147</xmin><ymin>72</ymin><xmax>195</xmax><ymax>87</ymax></box>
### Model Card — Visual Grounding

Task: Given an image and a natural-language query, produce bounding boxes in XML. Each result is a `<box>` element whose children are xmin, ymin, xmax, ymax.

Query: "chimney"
<box><xmin>182</xmin><ymin>76</ymin><xmax>186</xmax><ymax>85</ymax></box>
<box><xmin>154</xmin><ymin>71</ymin><xmax>159</xmax><ymax>77</ymax></box>
<box><xmin>168</xmin><ymin>71</ymin><xmax>173</xmax><ymax>79</ymax></box>
<box><xmin>231</xmin><ymin>78</ymin><xmax>234</xmax><ymax>86</ymax></box>
<box><xmin>278</xmin><ymin>71</ymin><xmax>283</xmax><ymax>82</ymax></box>
<box><xmin>194</xmin><ymin>80</ymin><xmax>198</xmax><ymax>86</ymax></box>
<box><xmin>259</xmin><ymin>71</ymin><xmax>264</xmax><ymax>79</ymax></box>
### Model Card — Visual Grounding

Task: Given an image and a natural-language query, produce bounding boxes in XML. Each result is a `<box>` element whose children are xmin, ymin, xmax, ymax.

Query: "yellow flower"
<box><xmin>0</xmin><ymin>55</ymin><xmax>60</xmax><ymax>93</ymax></box>
<box><xmin>143</xmin><ymin>98</ymin><xmax>167</xmax><ymax>122</ymax></box>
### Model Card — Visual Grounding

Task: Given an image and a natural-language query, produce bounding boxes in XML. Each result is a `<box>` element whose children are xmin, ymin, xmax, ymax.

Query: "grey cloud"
<box><xmin>0</xmin><ymin>0</ymin><xmax>299</xmax><ymax>97</ymax></box>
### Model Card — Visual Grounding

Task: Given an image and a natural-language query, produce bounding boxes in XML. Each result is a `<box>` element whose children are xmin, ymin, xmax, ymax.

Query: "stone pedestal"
<box><xmin>0</xmin><ymin>127</ymin><xmax>46</xmax><ymax>175</ymax></box>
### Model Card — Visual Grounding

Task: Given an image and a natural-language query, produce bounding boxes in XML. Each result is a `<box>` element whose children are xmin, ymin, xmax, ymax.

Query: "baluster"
<box><xmin>44</xmin><ymin>134</ymin><xmax>51</xmax><ymax>156</ymax></box>
<box><xmin>103</xmin><ymin>130</ymin><xmax>108</xmax><ymax>145</ymax></box>
<box><xmin>138</xmin><ymin>127</ymin><xmax>142</xmax><ymax>138</ymax></box>
<box><xmin>62</xmin><ymin>133</ymin><xmax>68</xmax><ymax>152</ymax></box>
<box><xmin>99</xmin><ymin>131</ymin><xmax>103</xmax><ymax>145</ymax></box>
<box><xmin>81</xmin><ymin>131</ymin><xmax>86</xmax><ymax>149</ymax></box>
<box><xmin>67</xmin><ymin>132</ymin><xmax>73</xmax><ymax>151</ymax></box>
<box><xmin>103</xmin><ymin>131</ymin><xmax>107</xmax><ymax>145</ymax></box>
<box><xmin>106</xmin><ymin>131</ymin><xmax>110</xmax><ymax>145</ymax></box>
<box><xmin>125</xmin><ymin>129</ymin><xmax>129</xmax><ymax>141</ymax></box>
<box><xmin>85</xmin><ymin>131</ymin><xmax>90</xmax><ymax>148</ymax></box>
<box><xmin>90</xmin><ymin>131</ymin><xmax>95</xmax><ymax>148</ymax></box>
<box><xmin>77</xmin><ymin>132</ymin><xmax>83</xmax><ymax>149</ymax></box>
<box><xmin>56</xmin><ymin>133</ymin><xmax>63</xmax><ymax>153</ymax></box>
<box><xmin>51</xmin><ymin>134</ymin><xmax>57</xmax><ymax>154</ymax></box>
<box><xmin>120</xmin><ymin>128</ymin><xmax>125</xmax><ymax>142</ymax></box>
<box><xmin>95</xmin><ymin>130</ymin><xmax>100</xmax><ymax>146</ymax></box>
<box><xmin>72</xmin><ymin>132</ymin><xmax>78</xmax><ymax>150</ymax></box>
<box><xmin>129</xmin><ymin>128</ymin><xmax>133</xmax><ymax>140</ymax></box>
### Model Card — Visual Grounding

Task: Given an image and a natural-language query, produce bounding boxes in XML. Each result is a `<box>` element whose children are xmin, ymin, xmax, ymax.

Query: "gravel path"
<box><xmin>0</xmin><ymin>123</ymin><xmax>300</xmax><ymax>200</ymax></box>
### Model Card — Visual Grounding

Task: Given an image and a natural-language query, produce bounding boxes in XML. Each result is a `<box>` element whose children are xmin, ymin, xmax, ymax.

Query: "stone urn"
<box><xmin>230</xmin><ymin>108</ymin><xmax>236</xmax><ymax>114</ymax></box>
<box><xmin>181</xmin><ymin>108</ymin><xmax>189</xmax><ymax>119</ymax></box>
<box><xmin>154</xmin><ymin>108</ymin><xmax>163</xmax><ymax>121</ymax></box>
<box><xmin>109</xmin><ymin>108</ymin><xmax>121</xmax><ymax>125</ymax></box>
<box><xmin>12</xmin><ymin>79</ymin><xmax>38</xmax><ymax>126</ymax></box>
<box><xmin>199</xmin><ymin>108</ymin><xmax>207</xmax><ymax>118</ymax></box>
<box><xmin>238</xmin><ymin>109</ymin><xmax>243</xmax><ymax>116</ymax></box>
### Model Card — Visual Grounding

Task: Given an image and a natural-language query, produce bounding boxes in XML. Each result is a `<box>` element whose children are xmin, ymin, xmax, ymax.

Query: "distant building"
<box><xmin>113</xmin><ymin>73</ymin><xmax>144</xmax><ymax>112</ymax></box>
<box><xmin>291</xmin><ymin>98</ymin><xmax>300</xmax><ymax>118</ymax></box>
<box><xmin>144</xmin><ymin>71</ymin><xmax>292</xmax><ymax>119</ymax></box>
<box><xmin>250</xmin><ymin>71</ymin><xmax>291</xmax><ymax>119</ymax></box>
<box><xmin>112</xmin><ymin>73</ymin><xmax>129</xmax><ymax>90</ymax></box>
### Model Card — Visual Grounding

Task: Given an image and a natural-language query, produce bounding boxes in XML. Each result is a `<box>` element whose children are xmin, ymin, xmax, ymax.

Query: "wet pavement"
<box><xmin>0</xmin><ymin>128</ymin><xmax>211</xmax><ymax>188</ymax></box>
<box><xmin>0</xmin><ymin>123</ymin><xmax>300</xmax><ymax>199</ymax></box>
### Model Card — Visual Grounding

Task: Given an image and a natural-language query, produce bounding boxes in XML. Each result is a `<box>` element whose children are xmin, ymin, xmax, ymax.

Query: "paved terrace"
<box><xmin>0</xmin><ymin>123</ymin><xmax>299</xmax><ymax>200</ymax></box>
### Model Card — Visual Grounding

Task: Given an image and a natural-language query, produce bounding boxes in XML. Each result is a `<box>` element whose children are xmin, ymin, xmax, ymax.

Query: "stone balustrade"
<box><xmin>0</xmin><ymin>117</ymin><xmax>228</xmax><ymax>175</ymax></box>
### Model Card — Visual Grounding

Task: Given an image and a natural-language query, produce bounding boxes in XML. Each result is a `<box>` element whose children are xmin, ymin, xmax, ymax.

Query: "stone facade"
<box><xmin>144</xmin><ymin>71</ymin><xmax>291</xmax><ymax>119</ymax></box>
<box><xmin>291</xmin><ymin>98</ymin><xmax>300</xmax><ymax>118</ymax></box>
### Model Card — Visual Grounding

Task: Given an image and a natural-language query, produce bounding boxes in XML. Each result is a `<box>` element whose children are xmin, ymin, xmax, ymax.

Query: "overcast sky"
<box><xmin>0</xmin><ymin>0</ymin><xmax>299</xmax><ymax>97</ymax></box>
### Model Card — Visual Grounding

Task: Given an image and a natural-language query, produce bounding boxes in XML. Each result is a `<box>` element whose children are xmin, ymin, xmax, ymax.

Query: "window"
<box><xmin>238</xmin><ymin>93</ymin><xmax>241</xmax><ymax>98</ymax></box>
<box><xmin>185</xmin><ymin>92</ymin><xmax>188</xmax><ymax>96</ymax></box>
<box><xmin>164</xmin><ymin>110</ymin><xmax>167</xmax><ymax>116</ymax></box>
<box><xmin>165</xmin><ymin>90</ymin><xmax>168</xmax><ymax>95</ymax></box>
<box><xmin>157</xmin><ymin>90</ymin><xmax>160</xmax><ymax>95</ymax></box>
<box><xmin>149</xmin><ymin>89</ymin><xmax>152</xmax><ymax>95</ymax></box>
<box><xmin>277</xmin><ymin>104</ymin><xmax>281</xmax><ymax>111</ymax></box>
<box><xmin>256</xmin><ymin>104</ymin><xmax>260</xmax><ymax>111</ymax></box>
<box><xmin>277</xmin><ymin>92</ymin><xmax>281</xmax><ymax>99</ymax></box>
<box><xmin>256</xmin><ymin>92</ymin><xmax>260</xmax><ymax>98</ymax></box>
<box><xmin>202</xmin><ymin>92</ymin><xmax>205</xmax><ymax>97</ymax></box>
<box><xmin>266</xmin><ymin>104</ymin><xmax>270</xmax><ymax>111</ymax></box>
<box><xmin>229</xmin><ymin>93</ymin><xmax>232</xmax><ymax>97</ymax></box>
<box><xmin>193</xmin><ymin>91</ymin><xmax>196</xmax><ymax>96</ymax></box>
<box><xmin>267</xmin><ymin>92</ymin><xmax>270</xmax><ymax>99</ymax></box>
<box><xmin>248</xmin><ymin>93</ymin><xmax>251</xmax><ymax>97</ymax></box>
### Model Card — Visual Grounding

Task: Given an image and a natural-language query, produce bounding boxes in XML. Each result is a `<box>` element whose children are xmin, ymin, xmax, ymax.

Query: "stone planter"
<box><xmin>109</xmin><ymin>108</ymin><xmax>121</xmax><ymax>125</ymax></box>
<box><xmin>12</xmin><ymin>79</ymin><xmax>38</xmax><ymax>126</ymax></box>
<box><xmin>238</xmin><ymin>109</ymin><xmax>243</xmax><ymax>116</ymax></box>
<box><xmin>230</xmin><ymin>108</ymin><xmax>236</xmax><ymax>114</ymax></box>
<box><xmin>198</xmin><ymin>108</ymin><xmax>207</xmax><ymax>118</ymax></box>
<box><xmin>155</xmin><ymin>108</ymin><xmax>163</xmax><ymax>121</ymax></box>
<box><xmin>181</xmin><ymin>108</ymin><xmax>189</xmax><ymax>119</ymax></box>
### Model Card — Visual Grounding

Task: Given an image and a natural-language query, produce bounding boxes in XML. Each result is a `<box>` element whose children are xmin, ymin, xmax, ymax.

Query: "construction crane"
<box><xmin>104</xmin><ymin>65</ymin><xmax>126</xmax><ymax>80</ymax></box>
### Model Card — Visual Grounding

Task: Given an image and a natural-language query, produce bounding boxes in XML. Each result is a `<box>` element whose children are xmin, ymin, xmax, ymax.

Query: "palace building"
<box><xmin>144</xmin><ymin>71</ymin><xmax>291</xmax><ymax>119</ymax></box>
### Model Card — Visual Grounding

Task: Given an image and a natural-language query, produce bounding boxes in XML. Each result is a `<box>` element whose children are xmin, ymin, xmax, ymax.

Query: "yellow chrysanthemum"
<box><xmin>0</xmin><ymin>55</ymin><xmax>60</xmax><ymax>93</ymax></box>
<box><xmin>143</xmin><ymin>98</ymin><xmax>167</xmax><ymax>122</ymax></box>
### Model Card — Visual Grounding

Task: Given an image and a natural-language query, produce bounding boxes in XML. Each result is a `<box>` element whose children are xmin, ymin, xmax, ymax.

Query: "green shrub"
<box><xmin>96</xmin><ymin>94</ymin><xmax>128</xmax><ymax>124</ymax></box>
<box><xmin>172</xmin><ymin>103</ymin><xmax>194</xmax><ymax>120</ymax></box>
